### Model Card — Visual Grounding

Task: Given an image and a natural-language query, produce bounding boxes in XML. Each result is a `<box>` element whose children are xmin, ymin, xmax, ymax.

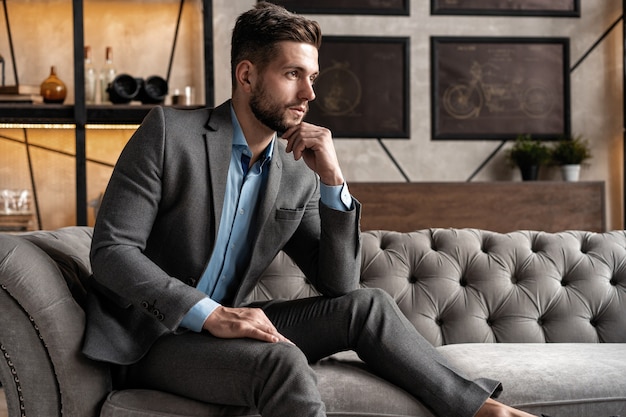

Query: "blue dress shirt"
<box><xmin>180</xmin><ymin>107</ymin><xmax>352</xmax><ymax>332</ymax></box>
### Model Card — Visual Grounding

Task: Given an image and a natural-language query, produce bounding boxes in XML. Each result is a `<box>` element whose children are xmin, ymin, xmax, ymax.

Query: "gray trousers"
<box><xmin>126</xmin><ymin>288</ymin><xmax>501</xmax><ymax>417</ymax></box>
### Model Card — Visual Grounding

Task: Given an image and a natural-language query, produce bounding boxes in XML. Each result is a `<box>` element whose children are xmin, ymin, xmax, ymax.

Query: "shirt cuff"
<box><xmin>320</xmin><ymin>182</ymin><xmax>353</xmax><ymax>211</ymax></box>
<box><xmin>179</xmin><ymin>297</ymin><xmax>221</xmax><ymax>332</ymax></box>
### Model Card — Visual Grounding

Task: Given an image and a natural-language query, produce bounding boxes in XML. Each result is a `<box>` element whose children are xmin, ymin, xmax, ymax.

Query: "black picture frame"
<box><xmin>267</xmin><ymin>0</ymin><xmax>409</xmax><ymax>16</ymax></box>
<box><xmin>431</xmin><ymin>37</ymin><xmax>570</xmax><ymax>140</ymax></box>
<box><xmin>304</xmin><ymin>36</ymin><xmax>410</xmax><ymax>138</ymax></box>
<box><xmin>430</xmin><ymin>0</ymin><xmax>580</xmax><ymax>17</ymax></box>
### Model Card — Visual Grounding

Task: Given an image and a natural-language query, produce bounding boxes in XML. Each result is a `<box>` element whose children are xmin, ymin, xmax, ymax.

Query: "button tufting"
<box><xmin>480</xmin><ymin>241</ymin><xmax>489</xmax><ymax>253</ymax></box>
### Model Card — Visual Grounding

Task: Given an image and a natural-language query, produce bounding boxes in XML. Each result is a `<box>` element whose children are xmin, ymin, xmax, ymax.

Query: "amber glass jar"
<box><xmin>40</xmin><ymin>66</ymin><xmax>67</xmax><ymax>104</ymax></box>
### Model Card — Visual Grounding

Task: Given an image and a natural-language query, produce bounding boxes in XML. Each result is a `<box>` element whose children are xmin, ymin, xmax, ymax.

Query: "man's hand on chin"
<box><xmin>282</xmin><ymin>122</ymin><xmax>344</xmax><ymax>186</ymax></box>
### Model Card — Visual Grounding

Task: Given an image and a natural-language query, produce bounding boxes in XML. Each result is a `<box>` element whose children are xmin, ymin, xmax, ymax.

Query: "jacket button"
<box><xmin>141</xmin><ymin>301</ymin><xmax>149</xmax><ymax>309</ymax></box>
<box><xmin>157</xmin><ymin>314</ymin><xmax>165</xmax><ymax>321</ymax></box>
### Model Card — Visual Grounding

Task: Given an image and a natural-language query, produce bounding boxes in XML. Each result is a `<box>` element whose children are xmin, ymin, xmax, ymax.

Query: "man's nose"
<box><xmin>300</xmin><ymin>80</ymin><xmax>315</xmax><ymax>101</ymax></box>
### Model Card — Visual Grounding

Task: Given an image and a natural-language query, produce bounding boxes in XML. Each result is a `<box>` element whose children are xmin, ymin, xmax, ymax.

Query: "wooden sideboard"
<box><xmin>0</xmin><ymin>213</ymin><xmax>35</xmax><ymax>232</ymax></box>
<box><xmin>349</xmin><ymin>182</ymin><xmax>606</xmax><ymax>233</ymax></box>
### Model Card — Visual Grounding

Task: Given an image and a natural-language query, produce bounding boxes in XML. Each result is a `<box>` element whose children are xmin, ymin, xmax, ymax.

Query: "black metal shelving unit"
<box><xmin>0</xmin><ymin>0</ymin><xmax>214</xmax><ymax>226</ymax></box>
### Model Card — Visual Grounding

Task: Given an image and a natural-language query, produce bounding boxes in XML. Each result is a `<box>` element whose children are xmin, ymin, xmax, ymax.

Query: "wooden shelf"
<box><xmin>86</xmin><ymin>104</ymin><xmax>204</xmax><ymax>124</ymax></box>
<box><xmin>0</xmin><ymin>104</ymin><xmax>206</xmax><ymax>125</ymax></box>
<box><xmin>0</xmin><ymin>104</ymin><xmax>75</xmax><ymax>124</ymax></box>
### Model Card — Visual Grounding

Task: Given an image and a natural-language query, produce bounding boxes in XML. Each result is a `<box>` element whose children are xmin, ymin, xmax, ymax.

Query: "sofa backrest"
<box><xmin>5</xmin><ymin>227</ymin><xmax>625</xmax><ymax>350</ymax></box>
<box><xmin>252</xmin><ymin>229</ymin><xmax>626</xmax><ymax>345</ymax></box>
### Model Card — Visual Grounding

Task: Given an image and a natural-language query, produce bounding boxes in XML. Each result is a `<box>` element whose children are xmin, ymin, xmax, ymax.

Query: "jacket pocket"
<box><xmin>275</xmin><ymin>207</ymin><xmax>305</xmax><ymax>221</ymax></box>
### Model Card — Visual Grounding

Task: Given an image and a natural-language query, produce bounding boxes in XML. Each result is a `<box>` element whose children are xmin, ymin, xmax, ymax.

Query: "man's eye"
<box><xmin>288</xmin><ymin>71</ymin><xmax>298</xmax><ymax>78</ymax></box>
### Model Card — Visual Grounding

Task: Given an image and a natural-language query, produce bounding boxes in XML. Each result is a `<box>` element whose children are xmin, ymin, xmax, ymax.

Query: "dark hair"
<box><xmin>231</xmin><ymin>2</ymin><xmax>322</xmax><ymax>87</ymax></box>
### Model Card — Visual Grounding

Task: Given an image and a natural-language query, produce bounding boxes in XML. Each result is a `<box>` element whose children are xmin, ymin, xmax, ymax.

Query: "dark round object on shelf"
<box><xmin>138</xmin><ymin>75</ymin><xmax>169</xmax><ymax>104</ymax></box>
<box><xmin>108</xmin><ymin>74</ymin><xmax>141</xmax><ymax>104</ymax></box>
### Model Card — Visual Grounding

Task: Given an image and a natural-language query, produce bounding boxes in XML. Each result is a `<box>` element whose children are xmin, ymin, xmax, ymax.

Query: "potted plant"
<box><xmin>550</xmin><ymin>135</ymin><xmax>592</xmax><ymax>182</ymax></box>
<box><xmin>506</xmin><ymin>134</ymin><xmax>551</xmax><ymax>181</ymax></box>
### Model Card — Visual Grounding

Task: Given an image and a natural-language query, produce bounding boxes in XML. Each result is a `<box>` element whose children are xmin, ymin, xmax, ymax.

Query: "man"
<box><xmin>83</xmin><ymin>3</ymin><xmax>538</xmax><ymax>417</ymax></box>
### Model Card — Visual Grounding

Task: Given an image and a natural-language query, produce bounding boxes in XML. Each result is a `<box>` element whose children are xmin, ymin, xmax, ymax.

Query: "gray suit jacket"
<box><xmin>82</xmin><ymin>101</ymin><xmax>362</xmax><ymax>365</ymax></box>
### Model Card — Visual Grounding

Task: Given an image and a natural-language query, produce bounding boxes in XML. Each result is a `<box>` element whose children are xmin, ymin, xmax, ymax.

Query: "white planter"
<box><xmin>560</xmin><ymin>164</ymin><xmax>581</xmax><ymax>182</ymax></box>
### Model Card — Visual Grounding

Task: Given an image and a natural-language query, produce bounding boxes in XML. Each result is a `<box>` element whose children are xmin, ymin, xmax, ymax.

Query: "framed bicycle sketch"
<box><xmin>430</xmin><ymin>0</ymin><xmax>580</xmax><ymax>17</ymax></box>
<box><xmin>431</xmin><ymin>37</ymin><xmax>570</xmax><ymax>140</ymax></box>
<box><xmin>266</xmin><ymin>0</ymin><xmax>409</xmax><ymax>15</ymax></box>
<box><xmin>305</xmin><ymin>36</ymin><xmax>410</xmax><ymax>138</ymax></box>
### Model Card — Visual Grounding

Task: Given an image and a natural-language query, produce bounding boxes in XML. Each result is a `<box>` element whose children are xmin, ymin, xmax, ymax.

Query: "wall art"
<box><xmin>430</xmin><ymin>0</ymin><xmax>579</xmax><ymax>17</ymax></box>
<box><xmin>305</xmin><ymin>36</ymin><xmax>410</xmax><ymax>138</ymax></box>
<box><xmin>267</xmin><ymin>0</ymin><xmax>409</xmax><ymax>15</ymax></box>
<box><xmin>431</xmin><ymin>37</ymin><xmax>570</xmax><ymax>140</ymax></box>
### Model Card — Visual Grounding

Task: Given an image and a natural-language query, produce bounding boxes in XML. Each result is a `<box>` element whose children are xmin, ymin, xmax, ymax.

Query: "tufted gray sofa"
<box><xmin>0</xmin><ymin>226</ymin><xmax>624</xmax><ymax>417</ymax></box>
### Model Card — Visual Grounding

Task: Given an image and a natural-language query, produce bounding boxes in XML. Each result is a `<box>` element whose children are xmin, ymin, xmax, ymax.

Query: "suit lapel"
<box><xmin>256</xmin><ymin>146</ymin><xmax>283</xmax><ymax>236</ymax></box>
<box><xmin>249</xmin><ymin>142</ymin><xmax>284</xmax><ymax>266</ymax></box>
<box><xmin>204</xmin><ymin>101</ymin><xmax>234</xmax><ymax>231</ymax></box>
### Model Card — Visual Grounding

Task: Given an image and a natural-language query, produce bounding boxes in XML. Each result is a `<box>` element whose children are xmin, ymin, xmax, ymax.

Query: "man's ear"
<box><xmin>235</xmin><ymin>60</ymin><xmax>254</xmax><ymax>92</ymax></box>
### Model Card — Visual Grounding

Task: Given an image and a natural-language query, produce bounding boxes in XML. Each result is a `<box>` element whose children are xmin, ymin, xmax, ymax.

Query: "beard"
<box><xmin>249</xmin><ymin>81</ymin><xmax>308</xmax><ymax>134</ymax></box>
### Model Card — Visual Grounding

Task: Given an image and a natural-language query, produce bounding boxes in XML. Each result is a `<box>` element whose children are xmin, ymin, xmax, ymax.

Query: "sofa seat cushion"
<box><xmin>100</xmin><ymin>351</ymin><xmax>434</xmax><ymax>417</ymax></box>
<box><xmin>99</xmin><ymin>344</ymin><xmax>626</xmax><ymax>417</ymax></box>
<box><xmin>438</xmin><ymin>343</ymin><xmax>626</xmax><ymax>417</ymax></box>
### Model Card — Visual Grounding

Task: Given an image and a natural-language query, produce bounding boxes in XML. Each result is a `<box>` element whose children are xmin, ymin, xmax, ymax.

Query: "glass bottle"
<box><xmin>40</xmin><ymin>66</ymin><xmax>67</xmax><ymax>104</ymax></box>
<box><xmin>84</xmin><ymin>46</ymin><xmax>97</xmax><ymax>104</ymax></box>
<box><xmin>99</xmin><ymin>46</ymin><xmax>116</xmax><ymax>104</ymax></box>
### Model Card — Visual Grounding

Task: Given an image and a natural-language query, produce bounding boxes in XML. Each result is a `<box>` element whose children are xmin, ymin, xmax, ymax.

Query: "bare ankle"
<box><xmin>475</xmin><ymin>398</ymin><xmax>537</xmax><ymax>417</ymax></box>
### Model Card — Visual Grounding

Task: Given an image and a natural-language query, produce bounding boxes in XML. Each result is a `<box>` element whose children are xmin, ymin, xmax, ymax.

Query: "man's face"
<box><xmin>249</xmin><ymin>41</ymin><xmax>319</xmax><ymax>133</ymax></box>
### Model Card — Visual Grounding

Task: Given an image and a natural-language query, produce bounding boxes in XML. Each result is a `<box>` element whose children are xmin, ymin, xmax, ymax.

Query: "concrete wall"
<box><xmin>0</xmin><ymin>0</ymin><xmax>623</xmax><ymax>230</ymax></box>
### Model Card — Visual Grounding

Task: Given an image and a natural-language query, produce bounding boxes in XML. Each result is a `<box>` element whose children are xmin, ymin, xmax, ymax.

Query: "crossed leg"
<box><xmin>264</xmin><ymin>288</ymin><xmax>537</xmax><ymax>417</ymax></box>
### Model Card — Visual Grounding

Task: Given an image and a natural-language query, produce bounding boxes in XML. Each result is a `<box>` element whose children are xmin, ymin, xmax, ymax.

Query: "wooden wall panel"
<box><xmin>349</xmin><ymin>182</ymin><xmax>606</xmax><ymax>233</ymax></box>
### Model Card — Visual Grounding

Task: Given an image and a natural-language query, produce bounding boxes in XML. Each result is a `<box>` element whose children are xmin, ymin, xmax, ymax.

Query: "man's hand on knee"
<box><xmin>203</xmin><ymin>306</ymin><xmax>292</xmax><ymax>344</ymax></box>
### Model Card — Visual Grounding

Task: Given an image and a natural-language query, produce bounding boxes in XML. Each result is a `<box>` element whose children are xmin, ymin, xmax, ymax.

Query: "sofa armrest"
<box><xmin>0</xmin><ymin>232</ymin><xmax>110</xmax><ymax>417</ymax></box>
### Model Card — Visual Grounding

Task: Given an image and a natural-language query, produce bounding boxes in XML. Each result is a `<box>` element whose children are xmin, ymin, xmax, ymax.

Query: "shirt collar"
<box><xmin>230</xmin><ymin>104</ymin><xmax>275</xmax><ymax>162</ymax></box>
